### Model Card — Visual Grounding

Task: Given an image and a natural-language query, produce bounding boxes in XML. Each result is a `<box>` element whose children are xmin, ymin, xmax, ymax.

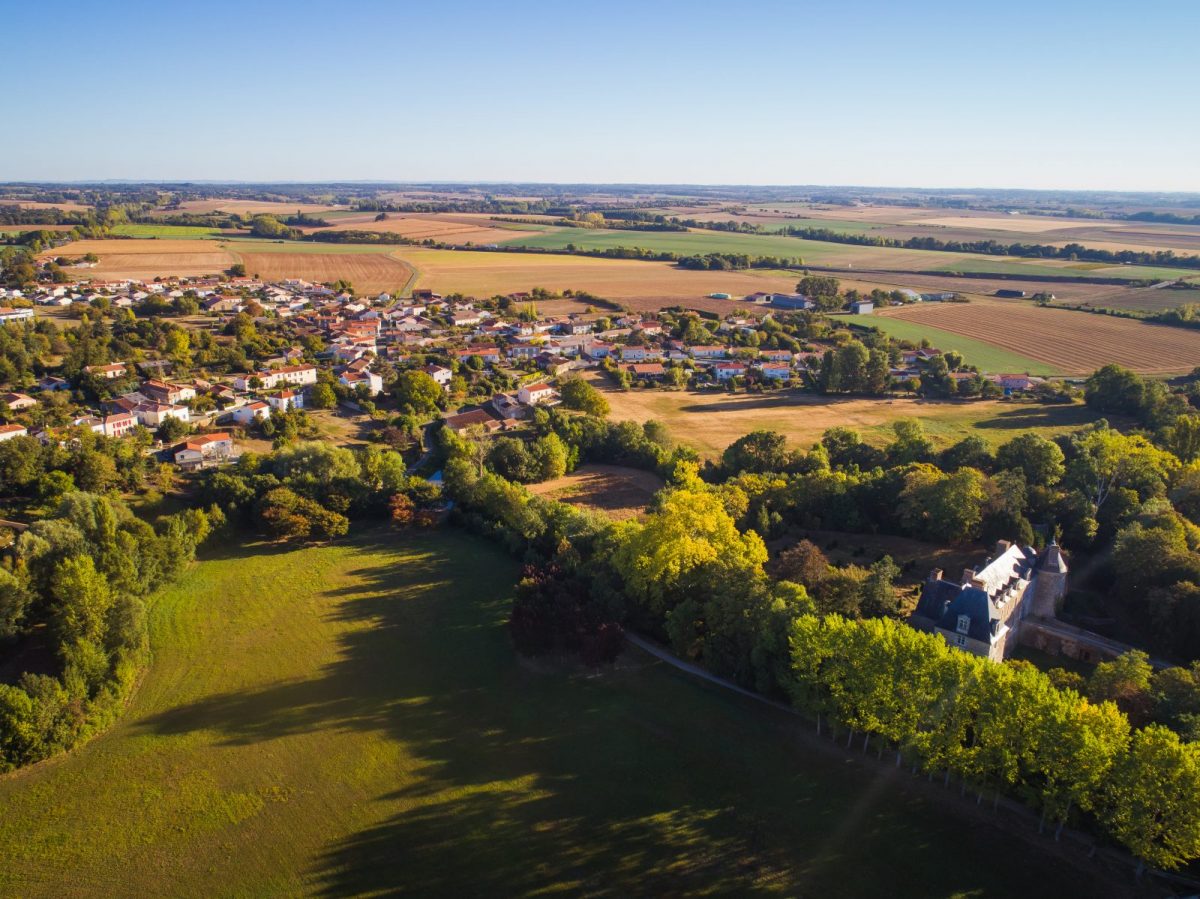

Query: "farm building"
<box><xmin>769</xmin><ymin>293</ymin><xmax>815</xmax><ymax>310</ymax></box>
<box><xmin>849</xmin><ymin>301</ymin><xmax>874</xmax><ymax>314</ymax></box>
<box><xmin>995</xmin><ymin>289</ymin><xmax>1028</xmax><ymax>299</ymax></box>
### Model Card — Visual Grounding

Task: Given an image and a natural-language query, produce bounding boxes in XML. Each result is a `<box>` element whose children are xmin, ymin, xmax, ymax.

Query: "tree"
<box><xmin>899</xmin><ymin>465</ymin><xmax>988</xmax><ymax>543</ymax></box>
<box><xmin>995</xmin><ymin>433</ymin><xmax>1065</xmax><ymax>487</ymax></box>
<box><xmin>722</xmin><ymin>430</ymin><xmax>790</xmax><ymax>474</ymax></box>
<box><xmin>886</xmin><ymin>419</ymin><xmax>934</xmax><ymax>465</ymax></box>
<box><xmin>394</xmin><ymin>370</ymin><xmax>442</xmax><ymax>414</ymax></box>
<box><xmin>48</xmin><ymin>555</ymin><xmax>114</xmax><ymax>647</ymax></box>
<box><xmin>559</xmin><ymin>378</ymin><xmax>609</xmax><ymax>417</ymax></box>
<box><xmin>1106</xmin><ymin>725</ymin><xmax>1200</xmax><ymax>873</ymax></box>
<box><xmin>1067</xmin><ymin>429</ymin><xmax>1177</xmax><ymax>514</ymax></box>
<box><xmin>310</xmin><ymin>382</ymin><xmax>337</xmax><ymax>410</ymax></box>
<box><xmin>768</xmin><ymin>539</ymin><xmax>829</xmax><ymax>588</ymax></box>
<box><xmin>614</xmin><ymin>488</ymin><xmax>768</xmax><ymax>617</ymax></box>
<box><xmin>1163</xmin><ymin>415</ymin><xmax>1200</xmax><ymax>464</ymax></box>
<box><xmin>1089</xmin><ymin>650</ymin><xmax>1155</xmax><ymax>725</ymax></box>
<box><xmin>861</xmin><ymin>555</ymin><xmax>901</xmax><ymax>618</ymax></box>
<box><xmin>0</xmin><ymin>568</ymin><xmax>32</xmax><ymax>640</ymax></box>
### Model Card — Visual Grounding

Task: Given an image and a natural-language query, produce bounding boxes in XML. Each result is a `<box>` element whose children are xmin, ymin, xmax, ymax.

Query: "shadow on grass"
<box><xmin>136</xmin><ymin>529</ymin><xmax>1121</xmax><ymax>898</ymax></box>
<box><xmin>969</xmin><ymin>405</ymin><xmax>1100</xmax><ymax>431</ymax></box>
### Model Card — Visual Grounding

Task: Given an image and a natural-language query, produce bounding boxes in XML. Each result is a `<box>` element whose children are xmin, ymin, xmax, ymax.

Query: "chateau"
<box><xmin>911</xmin><ymin>539</ymin><xmax>1069</xmax><ymax>662</ymax></box>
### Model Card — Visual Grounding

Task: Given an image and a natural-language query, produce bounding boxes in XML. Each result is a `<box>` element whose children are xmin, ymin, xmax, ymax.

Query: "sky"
<box><xmin>4</xmin><ymin>0</ymin><xmax>1199</xmax><ymax>191</ymax></box>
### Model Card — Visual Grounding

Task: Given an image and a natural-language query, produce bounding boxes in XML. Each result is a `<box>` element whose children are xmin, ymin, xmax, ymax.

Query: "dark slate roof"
<box><xmin>914</xmin><ymin>578</ymin><xmax>962</xmax><ymax>622</ymax></box>
<box><xmin>936</xmin><ymin>587</ymin><xmax>995</xmax><ymax>643</ymax></box>
<box><xmin>1037</xmin><ymin>542</ymin><xmax>1068</xmax><ymax>574</ymax></box>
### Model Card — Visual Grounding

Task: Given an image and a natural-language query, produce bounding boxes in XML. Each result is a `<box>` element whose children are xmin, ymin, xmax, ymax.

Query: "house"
<box><xmin>990</xmin><ymin>374</ymin><xmax>1046</xmax><ymax>395</ymax></box>
<box><xmin>142</xmin><ymin>379</ymin><xmax>196</xmax><ymax>405</ymax></box>
<box><xmin>232</xmin><ymin>364</ymin><xmax>318</xmax><ymax>391</ymax></box>
<box><xmin>0</xmin><ymin>423</ymin><xmax>28</xmax><ymax>442</ymax></box>
<box><xmin>132</xmin><ymin>403</ymin><xmax>190</xmax><ymax>428</ymax></box>
<box><xmin>173</xmin><ymin>432</ymin><xmax>234</xmax><ymax>469</ymax></box>
<box><xmin>911</xmin><ymin>540</ymin><xmax>1068</xmax><ymax>662</ymax></box>
<box><xmin>85</xmin><ymin>362</ymin><xmax>128</xmax><ymax>380</ymax></box>
<box><xmin>619</xmin><ymin>345</ymin><xmax>650</xmax><ymax>362</ymax></box>
<box><xmin>443</xmin><ymin>408</ymin><xmax>502</xmax><ymax>435</ymax></box>
<box><xmin>712</xmin><ymin>361</ymin><xmax>748</xmax><ymax>381</ymax></box>
<box><xmin>101</xmin><ymin>412</ymin><xmax>137</xmax><ymax>438</ymax></box>
<box><xmin>37</xmin><ymin>376</ymin><xmax>70</xmax><ymax>392</ymax></box>
<box><xmin>757</xmin><ymin>363</ymin><xmax>793</xmax><ymax>380</ymax></box>
<box><xmin>266</xmin><ymin>389</ymin><xmax>304</xmax><ymax>411</ymax></box>
<box><xmin>624</xmin><ymin>362</ymin><xmax>666</xmax><ymax>380</ymax></box>
<box><xmin>0</xmin><ymin>307</ymin><xmax>34</xmax><ymax>323</ymax></box>
<box><xmin>1</xmin><ymin>392</ymin><xmax>37</xmax><ymax>411</ymax></box>
<box><xmin>339</xmin><ymin>370</ymin><xmax>384</xmax><ymax>396</ymax></box>
<box><xmin>689</xmin><ymin>345</ymin><xmax>728</xmax><ymax>360</ymax></box>
<box><xmin>849</xmin><ymin>300</ymin><xmax>874</xmax><ymax>315</ymax></box>
<box><xmin>231</xmin><ymin>401</ymin><xmax>270</xmax><ymax>424</ymax></box>
<box><xmin>423</xmin><ymin>364</ymin><xmax>454</xmax><ymax>388</ymax></box>
<box><xmin>453</xmin><ymin>346</ymin><xmax>502</xmax><ymax>365</ymax></box>
<box><xmin>517</xmin><ymin>382</ymin><xmax>557</xmax><ymax>406</ymax></box>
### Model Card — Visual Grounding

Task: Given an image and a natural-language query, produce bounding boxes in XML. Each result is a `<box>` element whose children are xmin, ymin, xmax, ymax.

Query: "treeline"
<box><xmin>0</xmin><ymin>494</ymin><xmax>222</xmax><ymax>770</ymax></box>
<box><xmin>0</xmin><ymin>205</ymin><xmax>93</xmax><ymax>226</ymax></box>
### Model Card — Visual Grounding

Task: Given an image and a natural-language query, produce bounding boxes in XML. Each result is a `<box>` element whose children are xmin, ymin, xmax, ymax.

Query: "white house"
<box><xmin>517</xmin><ymin>382</ymin><xmax>557</xmax><ymax>406</ymax></box>
<box><xmin>339</xmin><ymin>370</ymin><xmax>384</xmax><ymax>396</ymax></box>
<box><xmin>231</xmin><ymin>401</ymin><xmax>270</xmax><ymax>424</ymax></box>
<box><xmin>0</xmin><ymin>307</ymin><xmax>34</xmax><ymax>323</ymax></box>
<box><xmin>423</xmin><ymin>364</ymin><xmax>453</xmax><ymax>388</ymax></box>
<box><xmin>712</xmin><ymin>362</ymin><xmax>748</xmax><ymax>381</ymax></box>
<box><xmin>266</xmin><ymin>389</ymin><xmax>304</xmax><ymax>411</ymax></box>
<box><xmin>233</xmin><ymin>364</ymin><xmax>318</xmax><ymax>391</ymax></box>
<box><xmin>0</xmin><ymin>423</ymin><xmax>28</xmax><ymax>441</ymax></box>
<box><xmin>173</xmin><ymin>432</ymin><xmax>234</xmax><ymax>469</ymax></box>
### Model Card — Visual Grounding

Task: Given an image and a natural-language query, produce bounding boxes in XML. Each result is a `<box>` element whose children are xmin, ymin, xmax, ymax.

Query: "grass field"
<box><xmin>0</xmin><ymin>530</ymin><xmax>1122</xmax><ymax>897</ymax></box>
<box><xmin>587</xmin><ymin>378</ymin><xmax>1103</xmax><ymax>457</ymax></box>
<box><xmin>842</xmin><ymin>314</ymin><xmax>1060</xmax><ymax>375</ymax></box>
<box><xmin>880</xmin><ymin>300</ymin><xmax>1200</xmax><ymax>376</ymax></box>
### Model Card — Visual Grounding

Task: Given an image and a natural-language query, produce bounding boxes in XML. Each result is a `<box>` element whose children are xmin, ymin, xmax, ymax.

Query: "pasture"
<box><xmin>587</xmin><ymin>377</ymin><xmax>1102</xmax><ymax>458</ymax></box>
<box><xmin>525</xmin><ymin>463</ymin><xmax>663</xmax><ymax>520</ymax></box>
<box><xmin>880</xmin><ymin>300</ymin><xmax>1200</xmax><ymax>375</ymax></box>
<box><xmin>0</xmin><ymin>530</ymin><xmax>1119</xmax><ymax>897</ymax></box>
<box><xmin>111</xmin><ymin>224</ymin><xmax>231</xmax><ymax>239</ymax></box>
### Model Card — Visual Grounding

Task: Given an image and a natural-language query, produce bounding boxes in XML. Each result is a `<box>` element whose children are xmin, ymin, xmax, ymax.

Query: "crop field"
<box><xmin>38</xmin><ymin>239</ymin><xmax>237</xmax><ymax>281</ymax></box>
<box><xmin>880</xmin><ymin>300</ymin><xmax>1200</xmax><ymax>375</ymax></box>
<box><xmin>502</xmin><ymin>226</ymin><xmax>1196</xmax><ymax>282</ymax></box>
<box><xmin>525</xmin><ymin>463</ymin><xmax>663</xmax><ymax>519</ymax></box>
<box><xmin>389</xmin><ymin>246</ymin><xmax>797</xmax><ymax>307</ymax></box>
<box><xmin>236</xmin><ymin>252</ymin><xmax>414</xmax><ymax>295</ymax></box>
<box><xmin>0</xmin><ymin>530</ymin><xmax>1118</xmax><ymax>897</ymax></box>
<box><xmin>0</xmin><ymin>199</ymin><xmax>92</xmax><ymax>212</ymax></box>
<box><xmin>156</xmin><ymin>199</ymin><xmax>345</xmax><ymax>216</ymax></box>
<box><xmin>310</xmin><ymin>213</ymin><xmax>526</xmax><ymax>246</ymax></box>
<box><xmin>841</xmin><ymin>314</ymin><xmax>1060</xmax><ymax>375</ymax></box>
<box><xmin>586</xmin><ymin>376</ymin><xmax>1102</xmax><ymax>457</ymax></box>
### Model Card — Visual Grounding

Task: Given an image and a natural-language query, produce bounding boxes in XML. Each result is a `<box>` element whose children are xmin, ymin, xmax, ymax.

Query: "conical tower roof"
<box><xmin>1037</xmin><ymin>539</ymin><xmax>1068</xmax><ymax>574</ymax></box>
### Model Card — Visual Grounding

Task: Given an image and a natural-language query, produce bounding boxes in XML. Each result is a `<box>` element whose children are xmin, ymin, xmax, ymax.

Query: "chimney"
<box><xmin>929</xmin><ymin>568</ymin><xmax>943</xmax><ymax>583</ymax></box>
<box><xmin>961</xmin><ymin>568</ymin><xmax>976</xmax><ymax>586</ymax></box>
<box><xmin>971</xmin><ymin>576</ymin><xmax>987</xmax><ymax>590</ymax></box>
<box><xmin>995</xmin><ymin>540</ymin><xmax>1011</xmax><ymax>555</ymax></box>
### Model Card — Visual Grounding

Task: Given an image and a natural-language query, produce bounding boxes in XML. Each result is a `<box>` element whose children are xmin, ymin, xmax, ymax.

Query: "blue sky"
<box><xmin>4</xmin><ymin>0</ymin><xmax>1198</xmax><ymax>190</ymax></box>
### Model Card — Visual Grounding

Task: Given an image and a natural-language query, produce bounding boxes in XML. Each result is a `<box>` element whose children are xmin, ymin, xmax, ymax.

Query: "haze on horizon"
<box><xmin>5</xmin><ymin>0</ymin><xmax>1198</xmax><ymax>193</ymax></box>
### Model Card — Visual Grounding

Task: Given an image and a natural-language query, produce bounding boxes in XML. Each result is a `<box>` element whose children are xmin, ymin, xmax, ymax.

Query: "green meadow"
<box><xmin>0</xmin><ymin>529</ymin><xmax>1118</xmax><ymax>897</ymax></box>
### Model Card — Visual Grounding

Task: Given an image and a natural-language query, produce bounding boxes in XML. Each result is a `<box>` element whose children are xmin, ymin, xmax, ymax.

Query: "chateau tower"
<box><xmin>1030</xmin><ymin>539</ymin><xmax>1068</xmax><ymax>618</ymax></box>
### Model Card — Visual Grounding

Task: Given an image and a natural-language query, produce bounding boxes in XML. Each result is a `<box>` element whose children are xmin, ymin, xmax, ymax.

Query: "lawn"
<box><xmin>842</xmin><ymin>313</ymin><xmax>1062</xmax><ymax>375</ymax></box>
<box><xmin>0</xmin><ymin>530</ymin><xmax>1120</xmax><ymax>897</ymax></box>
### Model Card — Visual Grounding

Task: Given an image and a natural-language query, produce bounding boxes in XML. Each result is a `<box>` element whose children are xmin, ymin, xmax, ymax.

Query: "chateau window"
<box><xmin>955</xmin><ymin>635</ymin><xmax>967</xmax><ymax>647</ymax></box>
<box><xmin>956</xmin><ymin>615</ymin><xmax>970</xmax><ymax>635</ymax></box>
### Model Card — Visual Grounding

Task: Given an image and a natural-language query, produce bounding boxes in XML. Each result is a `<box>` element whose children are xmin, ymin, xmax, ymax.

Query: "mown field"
<box><xmin>37</xmin><ymin>239</ymin><xmax>238</xmax><ymax>281</ymax></box>
<box><xmin>879</xmin><ymin>300</ymin><xmax>1200</xmax><ymax>376</ymax></box>
<box><xmin>236</xmin><ymin>251</ymin><xmax>415</xmax><ymax>295</ymax></box>
<box><xmin>0</xmin><ymin>530</ymin><xmax>1120</xmax><ymax>897</ymax></box>
<box><xmin>841</xmin><ymin>314</ymin><xmax>1060</xmax><ymax>375</ymax></box>
<box><xmin>586</xmin><ymin>377</ymin><xmax>1103</xmax><ymax>458</ymax></box>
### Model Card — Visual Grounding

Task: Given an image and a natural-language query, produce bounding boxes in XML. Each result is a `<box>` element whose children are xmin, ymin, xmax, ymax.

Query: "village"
<box><xmin>0</xmin><ymin>273</ymin><xmax>1054</xmax><ymax>474</ymax></box>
